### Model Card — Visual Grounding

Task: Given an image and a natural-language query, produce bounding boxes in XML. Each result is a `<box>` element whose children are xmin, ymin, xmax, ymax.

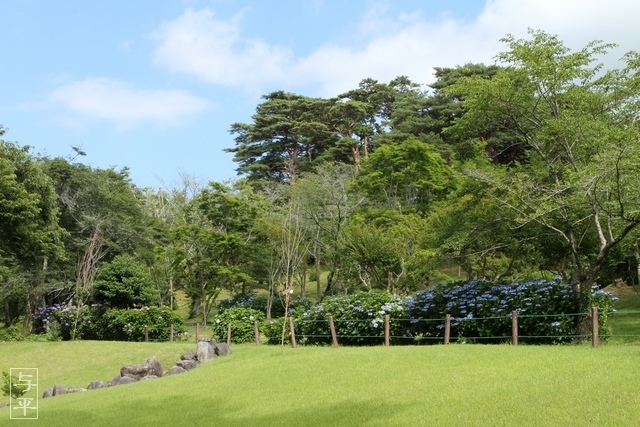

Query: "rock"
<box><xmin>87</xmin><ymin>380</ymin><xmax>105</xmax><ymax>390</ymax></box>
<box><xmin>176</xmin><ymin>359</ymin><xmax>198</xmax><ymax>371</ymax></box>
<box><xmin>146</xmin><ymin>357</ymin><xmax>163</xmax><ymax>378</ymax></box>
<box><xmin>180</xmin><ymin>349</ymin><xmax>197</xmax><ymax>361</ymax></box>
<box><xmin>140</xmin><ymin>375</ymin><xmax>159</xmax><ymax>381</ymax></box>
<box><xmin>121</xmin><ymin>363</ymin><xmax>153</xmax><ymax>380</ymax></box>
<box><xmin>196</xmin><ymin>341</ymin><xmax>215</xmax><ymax>363</ymax></box>
<box><xmin>67</xmin><ymin>387</ymin><xmax>87</xmax><ymax>393</ymax></box>
<box><xmin>199</xmin><ymin>338</ymin><xmax>217</xmax><ymax>345</ymax></box>
<box><xmin>106</xmin><ymin>375</ymin><xmax>121</xmax><ymax>387</ymax></box>
<box><xmin>0</xmin><ymin>402</ymin><xmax>6</xmax><ymax>408</ymax></box>
<box><xmin>42</xmin><ymin>388</ymin><xmax>53</xmax><ymax>398</ymax></box>
<box><xmin>52</xmin><ymin>384</ymin><xmax>67</xmax><ymax>396</ymax></box>
<box><xmin>214</xmin><ymin>343</ymin><xmax>232</xmax><ymax>356</ymax></box>
<box><xmin>117</xmin><ymin>376</ymin><xmax>137</xmax><ymax>385</ymax></box>
<box><xmin>165</xmin><ymin>366</ymin><xmax>187</xmax><ymax>376</ymax></box>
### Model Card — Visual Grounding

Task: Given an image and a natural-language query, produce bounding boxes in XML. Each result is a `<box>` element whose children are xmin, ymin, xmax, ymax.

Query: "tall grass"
<box><xmin>2</xmin><ymin>342</ymin><xmax>640</xmax><ymax>426</ymax></box>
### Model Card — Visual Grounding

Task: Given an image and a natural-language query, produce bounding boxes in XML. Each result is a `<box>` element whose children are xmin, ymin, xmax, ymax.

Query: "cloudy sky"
<box><xmin>3</xmin><ymin>0</ymin><xmax>639</xmax><ymax>188</ymax></box>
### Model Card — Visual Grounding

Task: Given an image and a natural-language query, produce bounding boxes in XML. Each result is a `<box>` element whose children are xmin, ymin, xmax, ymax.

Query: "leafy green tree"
<box><xmin>0</xmin><ymin>134</ymin><xmax>65</xmax><ymax>327</ymax></box>
<box><xmin>355</xmin><ymin>137</ymin><xmax>458</xmax><ymax>213</ymax></box>
<box><xmin>93</xmin><ymin>255</ymin><xmax>156</xmax><ymax>309</ymax></box>
<box><xmin>447</xmin><ymin>29</ymin><xmax>640</xmax><ymax>327</ymax></box>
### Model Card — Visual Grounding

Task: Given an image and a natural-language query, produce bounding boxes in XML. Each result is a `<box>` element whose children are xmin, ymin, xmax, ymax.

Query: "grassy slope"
<box><xmin>2</xmin><ymin>343</ymin><xmax>640</xmax><ymax>426</ymax></box>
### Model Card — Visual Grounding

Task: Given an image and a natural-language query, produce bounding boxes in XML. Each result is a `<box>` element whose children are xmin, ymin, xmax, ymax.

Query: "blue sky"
<box><xmin>3</xmin><ymin>0</ymin><xmax>639</xmax><ymax>188</ymax></box>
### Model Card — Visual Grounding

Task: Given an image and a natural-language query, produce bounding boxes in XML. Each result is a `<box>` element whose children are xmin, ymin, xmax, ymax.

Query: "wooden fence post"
<box><xmin>195</xmin><ymin>323</ymin><xmax>199</xmax><ymax>343</ymax></box>
<box><xmin>227</xmin><ymin>323</ymin><xmax>232</xmax><ymax>346</ymax></box>
<box><xmin>512</xmin><ymin>311</ymin><xmax>518</xmax><ymax>346</ymax></box>
<box><xmin>329</xmin><ymin>316</ymin><xmax>338</xmax><ymax>347</ymax></box>
<box><xmin>289</xmin><ymin>317</ymin><xmax>297</xmax><ymax>348</ymax></box>
<box><xmin>444</xmin><ymin>314</ymin><xmax>451</xmax><ymax>345</ymax></box>
<box><xmin>384</xmin><ymin>315</ymin><xmax>390</xmax><ymax>346</ymax></box>
<box><xmin>591</xmin><ymin>307</ymin><xmax>599</xmax><ymax>348</ymax></box>
<box><xmin>145</xmin><ymin>326</ymin><xmax>149</xmax><ymax>343</ymax></box>
<box><xmin>254</xmin><ymin>321</ymin><xmax>260</xmax><ymax>346</ymax></box>
<box><xmin>170</xmin><ymin>324</ymin><xmax>174</xmax><ymax>342</ymax></box>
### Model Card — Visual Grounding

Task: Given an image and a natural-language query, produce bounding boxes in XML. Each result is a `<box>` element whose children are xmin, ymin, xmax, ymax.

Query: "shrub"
<box><xmin>405</xmin><ymin>278</ymin><xmax>612</xmax><ymax>344</ymax></box>
<box><xmin>93</xmin><ymin>255</ymin><xmax>156</xmax><ymax>309</ymax></box>
<box><xmin>262</xmin><ymin>317</ymin><xmax>291</xmax><ymax>345</ymax></box>
<box><xmin>296</xmin><ymin>292</ymin><xmax>407</xmax><ymax>346</ymax></box>
<box><xmin>93</xmin><ymin>306</ymin><xmax>185</xmax><ymax>342</ymax></box>
<box><xmin>211</xmin><ymin>307</ymin><xmax>264</xmax><ymax>344</ymax></box>
<box><xmin>32</xmin><ymin>303</ymin><xmax>94</xmax><ymax>340</ymax></box>
<box><xmin>218</xmin><ymin>291</ymin><xmax>313</xmax><ymax>319</ymax></box>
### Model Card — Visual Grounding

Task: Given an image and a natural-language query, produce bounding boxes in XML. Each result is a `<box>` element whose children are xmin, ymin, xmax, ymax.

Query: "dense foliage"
<box><xmin>211</xmin><ymin>307</ymin><xmax>264</xmax><ymax>343</ymax></box>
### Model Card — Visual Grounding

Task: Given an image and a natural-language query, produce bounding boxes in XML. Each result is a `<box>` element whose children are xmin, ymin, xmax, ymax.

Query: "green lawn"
<box><xmin>2</xmin><ymin>342</ymin><xmax>640</xmax><ymax>426</ymax></box>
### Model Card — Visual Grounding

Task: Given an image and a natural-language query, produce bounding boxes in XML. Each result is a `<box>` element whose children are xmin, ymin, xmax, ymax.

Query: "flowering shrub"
<box><xmin>32</xmin><ymin>304</ymin><xmax>184</xmax><ymax>341</ymax></box>
<box><xmin>405</xmin><ymin>278</ymin><xmax>613</xmax><ymax>344</ymax></box>
<box><xmin>211</xmin><ymin>307</ymin><xmax>264</xmax><ymax>343</ymax></box>
<box><xmin>95</xmin><ymin>306</ymin><xmax>185</xmax><ymax>341</ymax></box>
<box><xmin>218</xmin><ymin>291</ymin><xmax>313</xmax><ymax>319</ymax></box>
<box><xmin>262</xmin><ymin>317</ymin><xmax>291</xmax><ymax>345</ymax></box>
<box><xmin>296</xmin><ymin>292</ymin><xmax>407</xmax><ymax>345</ymax></box>
<box><xmin>32</xmin><ymin>303</ymin><xmax>97</xmax><ymax>340</ymax></box>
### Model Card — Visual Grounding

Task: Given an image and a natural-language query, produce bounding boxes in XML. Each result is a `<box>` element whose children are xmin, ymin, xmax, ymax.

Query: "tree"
<box><xmin>355</xmin><ymin>137</ymin><xmax>458</xmax><ymax>213</ymax></box>
<box><xmin>447</xmin><ymin>29</ymin><xmax>640</xmax><ymax>331</ymax></box>
<box><xmin>0</xmin><ymin>135</ymin><xmax>65</xmax><ymax>328</ymax></box>
<box><xmin>93</xmin><ymin>255</ymin><xmax>155</xmax><ymax>309</ymax></box>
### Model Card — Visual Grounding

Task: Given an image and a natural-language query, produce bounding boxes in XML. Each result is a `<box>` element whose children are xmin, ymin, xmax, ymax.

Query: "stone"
<box><xmin>121</xmin><ymin>363</ymin><xmax>153</xmax><ymax>380</ymax></box>
<box><xmin>117</xmin><ymin>376</ymin><xmax>137</xmax><ymax>385</ymax></box>
<box><xmin>176</xmin><ymin>359</ymin><xmax>198</xmax><ymax>371</ymax></box>
<box><xmin>146</xmin><ymin>357</ymin><xmax>163</xmax><ymax>378</ymax></box>
<box><xmin>165</xmin><ymin>366</ymin><xmax>187</xmax><ymax>376</ymax></box>
<box><xmin>42</xmin><ymin>388</ymin><xmax>53</xmax><ymax>398</ymax></box>
<box><xmin>87</xmin><ymin>380</ymin><xmax>105</xmax><ymax>390</ymax></box>
<box><xmin>67</xmin><ymin>387</ymin><xmax>87</xmax><ymax>393</ymax></box>
<box><xmin>214</xmin><ymin>343</ymin><xmax>232</xmax><ymax>356</ymax></box>
<box><xmin>52</xmin><ymin>384</ymin><xmax>67</xmax><ymax>396</ymax></box>
<box><xmin>140</xmin><ymin>375</ymin><xmax>159</xmax><ymax>381</ymax></box>
<box><xmin>106</xmin><ymin>375</ymin><xmax>121</xmax><ymax>387</ymax></box>
<box><xmin>196</xmin><ymin>341</ymin><xmax>215</xmax><ymax>363</ymax></box>
<box><xmin>180</xmin><ymin>349</ymin><xmax>197</xmax><ymax>361</ymax></box>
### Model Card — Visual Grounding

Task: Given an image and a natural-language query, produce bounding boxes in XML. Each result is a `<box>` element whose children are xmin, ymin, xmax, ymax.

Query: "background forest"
<box><xmin>2</xmin><ymin>30</ymin><xmax>639</xmax><ymax>336</ymax></box>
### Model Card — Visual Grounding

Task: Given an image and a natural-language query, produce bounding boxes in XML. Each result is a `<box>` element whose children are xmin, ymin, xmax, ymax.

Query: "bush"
<box><xmin>218</xmin><ymin>291</ymin><xmax>313</xmax><ymax>319</ymax></box>
<box><xmin>93</xmin><ymin>307</ymin><xmax>185</xmax><ymax>342</ymax></box>
<box><xmin>296</xmin><ymin>292</ymin><xmax>407</xmax><ymax>346</ymax></box>
<box><xmin>262</xmin><ymin>317</ymin><xmax>290</xmax><ymax>345</ymax></box>
<box><xmin>32</xmin><ymin>303</ymin><xmax>184</xmax><ymax>342</ymax></box>
<box><xmin>404</xmin><ymin>278</ymin><xmax>612</xmax><ymax>344</ymax></box>
<box><xmin>211</xmin><ymin>307</ymin><xmax>264</xmax><ymax>344</ymax></box>
<box><xmin>93</xmin><ymin>255</ymin><xmax>156</xmax><ymax>309</ymax></box>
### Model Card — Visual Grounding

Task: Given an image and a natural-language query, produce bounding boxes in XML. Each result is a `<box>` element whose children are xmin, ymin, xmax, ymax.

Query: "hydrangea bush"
<box><xmin>296</xmin><ymin>292</ymin><xmax>407</xmax><ymax>345</ymax></box>
<box><xmin>211</xmin><ymin>307</ymin><xmax>264</xmax><ymax>343</ymax></box>
<box><xmin>218</xmin><ymin>291</ymin><xmax>313</xmax><ymax>319</ymax></box>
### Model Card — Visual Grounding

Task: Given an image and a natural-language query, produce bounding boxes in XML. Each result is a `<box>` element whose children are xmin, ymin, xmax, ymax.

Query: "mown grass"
<box><xmin>2</xmin><ymin>342</ymin><xmax>640</xmax><ymax>426</ymax></box>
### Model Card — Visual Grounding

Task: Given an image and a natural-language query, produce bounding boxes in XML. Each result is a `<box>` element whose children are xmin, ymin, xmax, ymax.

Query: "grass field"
<box><xmin>2</xmin><ymin>342</ymin><xmax>640</xmax><ymax>426</ymax></box>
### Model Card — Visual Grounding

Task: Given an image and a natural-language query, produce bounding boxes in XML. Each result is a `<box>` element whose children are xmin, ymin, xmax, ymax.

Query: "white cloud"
<box><xmin>50</xmin><ymin>78</ymin><xmax>212</xmax><ymax>130</ymax></box>
<box><xmin>151</xmin><ymin>7</ymin><xmax>293</xmax><ymax>87</ymax></box>
<box><xmin>151</xmin><ymin>1</ymin><xmax>640</xmax><ymax>97</ymax></box>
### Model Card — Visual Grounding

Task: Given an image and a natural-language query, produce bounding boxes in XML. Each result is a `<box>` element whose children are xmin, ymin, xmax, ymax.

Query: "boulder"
<box><xmin>52</xmin><ymin>384</ymin><xmax>67</xmax><ymax>396</ymax></box>
<box><xmin>180</xmin><ymin>349</ymin><xmax>197</xmax><ymax>361</ymax></box>
<box><xmin>165</xmin><ymin>366</ymin><xmax>187</xmax><ymax>376</ymax></box>
<box><xmin>121</xmin><ymin>363</ymin><xmax>153</xmax><ymax>380</ymax></box>
<box><xmin>87</xmin><ymin>380</ymin><xmax>105</xmax><ymax>390</ymax></box>
<box><xmin>117</xmin><ymin>376</ymin><xmax>137</xmax><ymax>385</ymax></box>
<box><xmin>196</xmin><ymin>341</ymin><xmax>215</xmax><ymax>363</ymax></box>
<box><xmin>146</xmin><ymin>357</ymin><xmax>163</xmax><ymax>378</ymax></box>
<box><xmin>106</xmin><ymin>375</ymin><xmax>121</xmax><ymax>387</ymax></box>
<box><xmin>42</xmin><ymin>388</ymin><xmax>53</xmax><ymax>398</ymax></box>
<box><xmin>140</xmin><ymin>375</ymin><xmax>159</xmax><ymax>381</ymax></box>
<box><xmin>176</xmin><ymin>359</ymin><xmax>198</xmax><ymax>371</ymax></box>
<box><xmin>214</xmin><ymin>343</ymin><xmax>232</xmax><ymax>356</ymax></box>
